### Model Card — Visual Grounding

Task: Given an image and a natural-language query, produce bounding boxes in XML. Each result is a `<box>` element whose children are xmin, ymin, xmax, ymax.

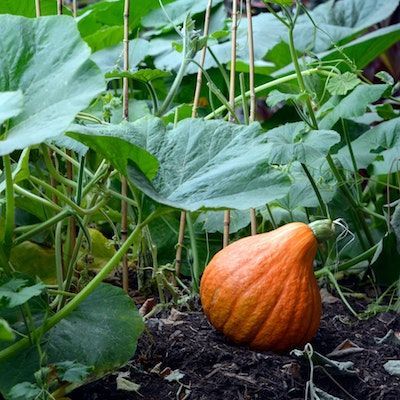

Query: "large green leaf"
<box><xmin>293</xmin><ymin>0</ymin><xmax>399</xmax><ymax>53</ymax></box>
<box><xmin>337</xmin><ymin>117</ymin><xmax>400</xmax><ymax>174</ymax></box>
<box><xmin>126</xmin><ymin>118</ymin><xmax>291</xmax><ymax>211</ymax></box>
<box><xmin>265</xmin><ymin>122</ymin><xmax>340</xmax><ymax>164</ymax></box>
<box><xmin>91</xmin><ymin>38</ymin><xmax>150</xmax><ymax>74</ymax></box>
<box><xmin>0</xmin><ymin>91</ymin><xmax>23</xmax><ymax>125</ymax></box>
<box><xmin>77</xmin><ymin>0</ymin><xmax>175</xmax><ymax>39</ymax></box>
<box><xmin>322</xmin><ymin>23</ymin><xmax>400</xmax><ymax>71</ymax></box>
<box><xmin>0</xmin><ymin>284</ymin><xmax>144</xmax><ymax>397</ymax></box>
<box><xmin>68</xmin><ymin>121</ymin><xmax>159</xmax><ymax>180</ymax></box>
<box><xmin>272</xmin><ymin>23</ymin><xmax>400</xmax><ymax>78</ymax></box>
<box><xmin>0</xmin><ymin>15</ymin><xmax>105</xmax><ymax>156</ymax></box>
<box><xmin>0</xmin><ymin>0</ymin><xmax>70</xmax><ymax>17</ymax></box>
<box><xmin>319</xmin><ymin>84</ymin><xmax>388</xmax><ymax>130</ymax></box>
<box><xmin>71</xmin><ymin>117</ymin><xmax>291</xmax><ymax>210</ymax></box>
<box><xmin>142</xmin><ymin>0</ymin><xmax>224</xmax><ymax>31</ymax></box>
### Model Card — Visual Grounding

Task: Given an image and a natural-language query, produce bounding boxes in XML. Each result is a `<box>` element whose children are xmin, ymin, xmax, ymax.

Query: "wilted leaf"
<box><xmin>384</xmin><ymin>360</ymin><xmax>400</xmax><ymax>376</ymax></box>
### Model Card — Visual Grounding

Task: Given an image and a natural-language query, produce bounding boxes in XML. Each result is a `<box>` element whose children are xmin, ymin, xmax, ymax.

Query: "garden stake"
<box><xmin>72</xmin><ymin>0</ymin><xmax>77</xmax><ymax>17</ymax></box>
<box><xmin>246</xmin><ymin>0</ymin><xmax>257</xmax><ymax>236</ymax></box>
<box><xmin>57</xmin><ymin>0</ymin><xmax>63</xmax><ymax>15</ymax></box>
<box><xmin>121</xmin><ymin>0</ymin><xmax>130</xmax><ymax>293</ymax></box>
<box><xmin>223</xmin><ymin>0</ymin><xmax>239</xmax><ymax>248</ymax></box>
<box><xmin>175</xmin><ymin>0</ymin><xmax>213</xmax><ymax>277</ymax></box>
<box><xmin>35</xmin><ymin>0</ymin><xmax>41</xmax><ymax>16</ymax></box>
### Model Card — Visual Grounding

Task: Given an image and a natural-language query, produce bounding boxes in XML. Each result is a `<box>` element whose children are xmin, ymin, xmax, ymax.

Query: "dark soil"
<box><xmin>71</xmin><ymin>292</ymin><xmax>400</xmax><ymax>400</ymax></box>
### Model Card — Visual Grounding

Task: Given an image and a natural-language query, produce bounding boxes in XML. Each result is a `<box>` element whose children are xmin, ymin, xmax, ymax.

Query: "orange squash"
<box><xmin>200</xmin><ymin>220</ymin><xmax>335</xmax><ymax>352</ymax></box>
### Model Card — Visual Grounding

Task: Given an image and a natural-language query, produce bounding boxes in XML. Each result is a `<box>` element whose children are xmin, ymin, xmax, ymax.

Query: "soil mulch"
<box><xmin>71</xmin><ymin>292</ymin><xmax>400</xmax><ymax>400</ymax></box>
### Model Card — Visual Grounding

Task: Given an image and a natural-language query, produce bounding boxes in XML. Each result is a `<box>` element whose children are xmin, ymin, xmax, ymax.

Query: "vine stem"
<box><xmin>175</xmin><ymin>0</ymin><xmax>213</xmax><ymax>277</ymax></box>
<box><xmin>120</xmin><ymin>0</ymin><xmax>130</xmax><ymax>293</ymax></box>
<box><xmin>283</xmin><ymin>2</ymin><xmax>374</xmax><ymax>247</ymax></box>
<box><xmin>0</xmin><ymin>212</ymin><xmax>160</xmax><ymax>363</ymax></box>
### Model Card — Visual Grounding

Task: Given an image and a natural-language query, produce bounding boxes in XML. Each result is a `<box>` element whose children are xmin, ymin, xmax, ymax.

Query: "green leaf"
<box><xmin>83</xmin><ymin>25</ymin><xmax>124</xmax><ymax>52</ymax></box>
<box><xmin>0</xmin><ymin>279</ymin><xmax>45</xmax><ymax>308</ymax></box>
<box><xmin>337</xmin><ymin>117</ymin><xmax>400</xmax><ymax>174</ymax></box>
<box><xmin>0</xmin><ymin>0</ymin><xmax>70</xmax><ymax>17</ymax></box>
<box><xmin>294</xmin><ymin>0</ymin><xmax>400</xmax><ymax>53</ymax></box>
<box><xmin>264</xmin><ymin>0</ymin><xmax>293</xmax><ymax>5</ymax></box>
<box><xmin>384</xmin><ymin>360</ymin><xmax>400</xmax><ymax>376</ymax></box>
<box><xmin>266</xmin><ymin>90</ymin><xmax>308</xmax><ymax>107</ymax></box>
<box><xmin>376</xmin><ymin>71</ymin><xmax>395</xmax><ymax>86</ymax></box>
<box><xmin>319</xmin><ymin>84</ymin><xmax>388</xmax><ymax>130</ymax></box>
<box><xmin>391</xmin><ymin>202</ymin><xmax>400</xmax><ymax>253</ymax></box>
<box><xmin>321</xmin><ymin>23</ymin><xmax>400</xmax><ymax>71</ymax></box>
<box><xmin>376</xmin><ymin>104</ymin><xmax>399</xmax><ymax>121</ymax></box>
<box><xmin>46</xmin><ymin>284</ymin><xmax>144</xmax><ymax>378</ymax></box>
<box><xmin>142</xmin><ymin>0</ymin><xmax>224</xmax><ymax>31</ymax></box>
<box><xmin>326</xmin><ymin>72</ymin><xmax>361</xmax><ymax>96</ymax></box>
<box><xmin>67</xmin><ymin>120</ymin><xmax>159</xmax><ymax>180</ymax></box>
<box><xmin>370</xmin><ymin>233</ymin><xmax>400</xmax><ymax>285</ymax></box>
<box><xmin>126</xmin><ymin>118</ymin><xmax>291</xmax><ymax>211</ymax></box>
<box><xmin>8</xmin><ymin>382</ymin><xmax>41</xmax><ymax>400</ymax></box>
<box><xmin>0</xmin><ymin>319</ymin><xmax>15</xmax><ymax>342</ymax></box>
<box><xmin>265</xmin><ymin>122</ymin><xmax>340</xmax><ymax>164</ymax></box>
<box><xmin>196</xmin><ymin>210</ymin><xmax>251</xmax><ymax>234</ymax></box>
<box><xmin>0</xmin><ymin>148</ymin><xmax>30</xmax><ymax>194</ymax></box>
<box><xmin>0</xmin><ymin>284</ymin><xmax>144</xmax><ymax>396</ymax></box>
<box><xmin>0</xmin><ymin>91</ymin><xmax>23</xmax><ymax>125</ymax></box>
<box><xmin>54</xmin><ymin>361</ymin><xmax>92</xmax><ymax>384</ymax></box>
<box><xmin>105</xmin><ymin>68</ymin><xmax>171</xmax><ymax>83</ymax></box>
<box><xmin>0</xmin><ymin>15</ymin><xmax>105</xmax><ymax>156</ymax></box>
<box><xmin>91</xmin><ymin>38</ymin><xmax>150</xmax><ymax>74</ymax></box>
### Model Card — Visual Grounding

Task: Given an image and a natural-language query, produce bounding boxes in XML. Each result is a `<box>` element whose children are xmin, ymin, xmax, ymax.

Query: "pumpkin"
<box><xmin>200</xmin><ymin>219</ymin><xmax>335</xmax><ymax>352</ymax></box>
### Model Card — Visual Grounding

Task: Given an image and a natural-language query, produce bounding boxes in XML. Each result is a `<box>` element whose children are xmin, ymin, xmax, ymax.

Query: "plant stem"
<box><xmin>315</xmin><ymin>243</ymin><xmax>379</xmax><ymax>278</ymax></box>
<box><xmin>14</xmin><ymin>185</ymin><xmax>62</xmax><ymax>213</ymax></box>
<box><xmin>204</xmin><ymin>68</ymin><xmax>320</xmax><ymax>120</ymax></box>
<box><xmin>14</xmin><ymin>209</ymin><xmax>71</xmax><ymax>246</ymax></box>
<box><xmin>301</xmin><ymin>163</ymin><xmax>327</xmax><ymax>216</ymax></box>
<box><xmin>2</xmin><ymin>155</ymin><xmax>15</xmax><ymax>257</ymax></box>
<box><xmin>120</xmin><ymin>0</ymin><xmax>131</xmax><ymax>293</ymax></box>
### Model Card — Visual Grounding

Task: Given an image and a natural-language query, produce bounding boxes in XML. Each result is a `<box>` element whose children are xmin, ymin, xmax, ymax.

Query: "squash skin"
<box><xmin>200</xmin><ymin>222</ymin><xmax>323</xmax><ymax>352</ymax></box>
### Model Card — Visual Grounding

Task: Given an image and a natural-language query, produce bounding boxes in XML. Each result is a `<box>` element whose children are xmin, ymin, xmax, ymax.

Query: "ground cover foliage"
<box><xmin>0</xmin><ymin>0</ymin><xmax>399</xmax><ymax>399</ymax></box>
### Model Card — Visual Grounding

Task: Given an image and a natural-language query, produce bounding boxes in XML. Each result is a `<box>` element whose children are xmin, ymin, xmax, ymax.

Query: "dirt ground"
<box><xmin>71</xmin><ymin>291</ymin><xmax>400</xmax><ymax>400</ymax></box>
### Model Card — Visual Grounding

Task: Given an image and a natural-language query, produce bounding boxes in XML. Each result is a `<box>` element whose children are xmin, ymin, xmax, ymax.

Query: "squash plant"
<box><xmin>0</xmin><ymin>0</ymin><xmax>399</xmax><ymax>398</ymax></box>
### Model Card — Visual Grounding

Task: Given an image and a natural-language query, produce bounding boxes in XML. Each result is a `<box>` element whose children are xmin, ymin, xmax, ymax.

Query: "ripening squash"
<box><xmin>200</xmin><ymin>220</ymin><xmax>335</xmax><ymax>352</ymax></box>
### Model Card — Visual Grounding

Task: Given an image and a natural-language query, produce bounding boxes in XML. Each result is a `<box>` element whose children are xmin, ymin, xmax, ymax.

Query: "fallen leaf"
<box><xmin>383</xmin><ymin>360</ymin><xmax>400</xmax><ymax>376</ymax></box>
<box><xmin>320</xmin><ymin>288</ymin><xmax>340</xmax><ymax>304</ymax></box>
<box><xmin>327</xmin><ymin>339</ymin><xmax>364</xmax><ymax>358</ymax></box>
